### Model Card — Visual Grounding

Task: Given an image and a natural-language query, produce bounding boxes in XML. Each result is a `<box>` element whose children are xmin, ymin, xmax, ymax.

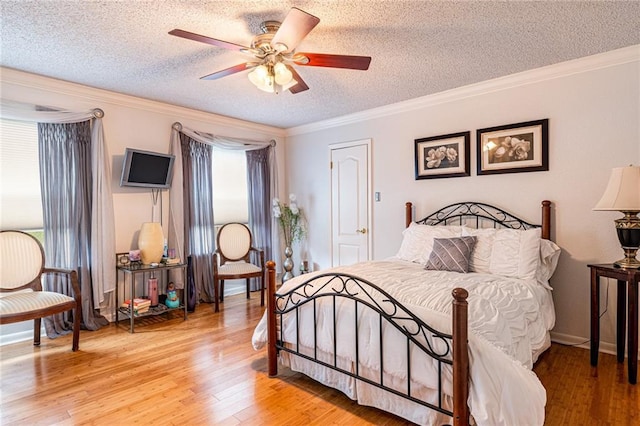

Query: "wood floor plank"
<box><xmin>1</xmin><ymin>292</ymin><xmax>638</xmax><ymax>425</ymax></box>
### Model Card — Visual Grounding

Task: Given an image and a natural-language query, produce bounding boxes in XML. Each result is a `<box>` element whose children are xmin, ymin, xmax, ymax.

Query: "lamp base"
<box><xmin>613</xmin><ymin>212</ymin><xmax>640</xmax><ymax>269</ymax></box>
<box><xmin>613</xmin><ymin>248</ymin><xmax>640</xmax><ymax>269</ymax></box>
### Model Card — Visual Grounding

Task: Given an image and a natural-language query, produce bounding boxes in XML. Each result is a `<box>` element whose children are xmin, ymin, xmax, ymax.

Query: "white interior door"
<box><xmin>330</xmin><ymin>140</ymin><xmax>371</xmax><ymax>266</ymax></box>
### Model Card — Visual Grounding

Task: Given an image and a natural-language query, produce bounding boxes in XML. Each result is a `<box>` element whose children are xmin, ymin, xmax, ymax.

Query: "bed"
<box><xmin>252</xmin><ymin>201</ymin><xmax>560</xmax><ymax>426</ymax></box>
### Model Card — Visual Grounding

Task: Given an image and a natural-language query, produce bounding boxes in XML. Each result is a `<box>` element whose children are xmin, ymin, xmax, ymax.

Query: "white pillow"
<box><xmin>396</xmin><ymin>222</ymin><xmax>463</xmax><ymax>265</ymax></box>
<box><xmin>461</xmin><ymin>227</ymin><xmax>496</xmax><ymax>273</ymax></box>
<box><xmin>489</xmin><ymin>227</ymin><xmax>541</xmax><ymax>279</ymax></box>
<box><xmin>536</xmin><ymin>239</ymin><xmax>561</xmax><ymax>288</ymax></box>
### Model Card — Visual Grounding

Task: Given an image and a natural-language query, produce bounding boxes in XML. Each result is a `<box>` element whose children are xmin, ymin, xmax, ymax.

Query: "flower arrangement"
<box><xmin>272</xmin><ymin>194</ymin><xmax>306</xmax><ymax>247</ymax></box>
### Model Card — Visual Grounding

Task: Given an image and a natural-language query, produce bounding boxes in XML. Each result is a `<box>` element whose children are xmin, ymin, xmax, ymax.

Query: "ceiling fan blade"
<box><xmin>200</xmin><ymin>63</ymin><xmax>256</xmax><ymax>80</ymax></box>
<box><xmin>169</xmin><ymin>29</ymin><xmax>250</xmax><ymax>51</ymax></box>
<box><xmin>271</xmin><ymin>7</ymin><xmax>320</xmax><ymax>53</ymax></box>
<box><xmin>294</xmin><ymin>53</ymin><xmax>371</xmax><ymax>70</ymax></box>
<box><xmin>287</xmin><ymin>67</ymin><xmax>309</xmax><ymax>94</ymax></box>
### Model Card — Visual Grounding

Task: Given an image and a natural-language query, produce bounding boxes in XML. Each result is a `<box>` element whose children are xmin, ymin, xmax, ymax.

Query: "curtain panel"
<box><xmin>246</xmin><ymin>147</ymin><xmax>273</xmax><ymax>291</ymax></box>
<box><xmin>39</xmin><ymin>121</ymin><xmax>108</xmax><ymax>333</ymax></box>
<box><xmin>179</xmin><ymin>132</ymin><xmax>216</xmax><ymax>302</ymax></box>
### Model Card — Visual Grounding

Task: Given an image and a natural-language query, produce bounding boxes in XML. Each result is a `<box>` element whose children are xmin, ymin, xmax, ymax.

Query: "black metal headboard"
<box><xmin>414</xmin><ymin>201</ymin><xmax>540</xmax><ymax>231</ymax></box>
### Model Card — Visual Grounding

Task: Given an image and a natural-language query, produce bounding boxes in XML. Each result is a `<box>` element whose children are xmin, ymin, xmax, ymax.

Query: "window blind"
<box><xmin>212</xmin><ymin>148</ymin><xmax>249</xmax><ymax>225</ymax></box>
<box><xmin>0</xmin><ymin>118</ymin><xmax>43</xmax><ymax>230</ymax></box>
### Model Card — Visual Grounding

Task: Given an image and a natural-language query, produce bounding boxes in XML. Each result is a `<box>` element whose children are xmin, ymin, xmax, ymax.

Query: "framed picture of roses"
<box><xmin>476</xmin><ymin>119</ymin><xmax>548</xmax><ymax>175</ymax></box>
<box><xmin>414</xmin><ymin>131</ymin><xmax>470</xmax><ymax>180</ymax></box>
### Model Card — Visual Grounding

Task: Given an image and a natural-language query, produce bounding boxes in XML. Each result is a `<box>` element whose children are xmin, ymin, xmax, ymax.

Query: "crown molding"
<box><xmin>0</xmin><ymin>67</ymin><xmax>286</xmax><ymax>138</ymax></box>
<box><xmin>286</xmin><ymin>44</ymin><xmax>640</xmax><ymax>137</ymax></box>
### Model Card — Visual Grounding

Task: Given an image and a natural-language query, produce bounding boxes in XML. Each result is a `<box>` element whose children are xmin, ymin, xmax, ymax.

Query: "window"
<box><xmin>212</xmin><ymin>148</ymin><xmax>248</xmax><ymax>225</ymax></box>
<box><xmin>0</xmin><ymin>118</ymin><xmax>43</xmax><ymax>237</ymax></box>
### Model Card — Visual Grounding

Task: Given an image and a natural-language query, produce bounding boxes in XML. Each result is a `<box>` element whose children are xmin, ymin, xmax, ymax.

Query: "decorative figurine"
<box><xmin>165</xmin><ymin>282</ymin><xmax>180</xmax><ymax>308</ymax></box>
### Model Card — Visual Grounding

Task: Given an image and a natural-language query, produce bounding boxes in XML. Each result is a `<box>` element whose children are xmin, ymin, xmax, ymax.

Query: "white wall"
<box><xmin>284</xmin><ymin>46</ymin><xmax>640</xmax><ymax>351</ymax></box>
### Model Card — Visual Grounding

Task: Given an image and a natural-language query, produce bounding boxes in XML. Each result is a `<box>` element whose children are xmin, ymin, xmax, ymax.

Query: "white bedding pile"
<box><xmin>252</xmin><ymin>259</ymin><xmax>556</xmax><ymax>426</ymax></box>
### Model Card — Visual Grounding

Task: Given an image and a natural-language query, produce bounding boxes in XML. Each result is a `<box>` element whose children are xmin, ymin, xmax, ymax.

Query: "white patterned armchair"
<box><xmin>213</xmin><ymin>223</ymin><xmax>265</xmax><ymax>313</ymax></box>
<box><xmin>0</xmin><ymin>230</ymin><xmax>81</xmax><ymax>351</ymax></box>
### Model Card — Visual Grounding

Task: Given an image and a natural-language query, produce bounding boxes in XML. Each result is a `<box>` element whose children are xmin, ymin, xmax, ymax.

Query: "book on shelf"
<box><xmin>121</xmin><ymin>298</ymin><xmax>151</xmax><ymax>308</ymax></box>
<box><xmin>163</xmin><ymin>257</ymin><xmax>181</xmax><ymax>265</ymax></box>
<box><xmin>134</xmin><ymin>306</ymin><xmax>150</xmax><ymax>315</ymax></box>
<box><xmin>121</xmin><ymin>298</ymin><xmax>152</xmax><ymax>316</ymax></box>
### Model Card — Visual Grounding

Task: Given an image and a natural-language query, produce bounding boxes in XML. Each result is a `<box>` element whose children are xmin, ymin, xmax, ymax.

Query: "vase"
<box><xmin>186</xmin><ymin>255</ymin><xmax>197</xmax><ymax>313</ymax></box>
<box><xmin>138</xmin><ymin>222</ymin><xmax>164</xmax><ymax>264</ymax></box>
<box><xmin>147</xmin><ymin>277</ymin><xmax>159</xmax><ymax>307</ymax></box>
<box><xmin>282</xmin><ymin>246</ymin><xmax>294</xmax><ymax>282</ymax></box>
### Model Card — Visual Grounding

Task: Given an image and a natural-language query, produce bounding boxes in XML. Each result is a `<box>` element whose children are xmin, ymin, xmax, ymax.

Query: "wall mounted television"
<box><xmin>120</xmin><ymin>148</ymin><xmax>175</xmax><ymax>189</ymax></box>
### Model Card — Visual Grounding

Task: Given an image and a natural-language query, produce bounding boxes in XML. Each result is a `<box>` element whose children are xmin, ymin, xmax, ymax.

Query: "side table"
<box><xmin>589</xmin><ymin>263</ymin><xmax>639</xmax><ymax>384</ymax></box>
<box><xmin>115</xmin><ymin>256</ymin><xmax>188</xmax><ymax>333</ymax></box>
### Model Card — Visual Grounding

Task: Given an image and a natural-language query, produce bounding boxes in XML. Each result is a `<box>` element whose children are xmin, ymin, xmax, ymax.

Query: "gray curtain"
<box><xmin>38</xmin><ymin>121</ymin><xmax>109</xmax><ymax>335</ymax></box>
<box><xmin>246</xmin><ymin>146</ymin><xmax>273</xmax><ymax>291</ymax></box>
<box><xmin>180</xmin><ymin>132</ymin><xmax>216</xmax><ymax>303</ymax></box>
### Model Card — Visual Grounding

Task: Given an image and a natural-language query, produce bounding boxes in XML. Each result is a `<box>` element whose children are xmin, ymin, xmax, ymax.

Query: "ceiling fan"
<box><xmin>169</xmin><ymin>7</ymin><xmax>371</xmax><ymax>94</ymax></box>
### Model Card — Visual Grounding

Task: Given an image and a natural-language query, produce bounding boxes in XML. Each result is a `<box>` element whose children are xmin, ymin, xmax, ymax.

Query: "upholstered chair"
<box><xmin>0</xmin><ymin>230</ymin><xmax>81</xmax><ymax>351</ymax></box>
<box><xmin>213</xmin><ymin>223</ymin><xmax>265</xmax><ymax>313</ymax></box>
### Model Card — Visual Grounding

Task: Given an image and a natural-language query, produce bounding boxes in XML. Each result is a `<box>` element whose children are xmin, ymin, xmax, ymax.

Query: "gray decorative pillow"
<box><xmin>424</xmin><ymin>236</ymin><xmax>477</xmax><ymax>273</ymax></box>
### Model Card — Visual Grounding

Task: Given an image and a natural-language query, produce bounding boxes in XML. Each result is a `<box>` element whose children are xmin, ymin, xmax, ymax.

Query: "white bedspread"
<box><xmin>252</xmin><ymin>259</ymin><xmax>554</xmax><ymax>426</ymax></box>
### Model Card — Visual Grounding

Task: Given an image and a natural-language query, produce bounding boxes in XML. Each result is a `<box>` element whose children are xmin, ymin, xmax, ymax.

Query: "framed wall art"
<box><xmin>476</xmin><ymin>119</ymin><xmax>548</xmax><ymax>175</ymax></box>
<box><xmin>414</xmin><ymin>131</ymin><xmax>470</xmax><ymax>180</ymax></box>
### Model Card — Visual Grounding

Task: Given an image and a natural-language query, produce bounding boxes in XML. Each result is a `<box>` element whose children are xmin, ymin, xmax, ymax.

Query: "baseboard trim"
<box><xmin>551</xmin><ymin>331</ymin><xmax>640</xmax><ymax>360</ymax></box>
<box><xmin>0</xmin><ymin>329</ymin><xmax>38</xmax><ymax>346</ymax></box>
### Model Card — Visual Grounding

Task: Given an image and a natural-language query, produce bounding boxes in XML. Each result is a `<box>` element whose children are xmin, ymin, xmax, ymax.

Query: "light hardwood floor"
<box><xmin>1</xmin><ymin>293</ymin><xmax>638</xmax><ymax>425</ymax></box>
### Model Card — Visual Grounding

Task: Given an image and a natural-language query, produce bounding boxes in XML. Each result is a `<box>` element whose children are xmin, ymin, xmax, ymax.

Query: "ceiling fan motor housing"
<box><xmin>252</xmin><ymin>21</ymin><xmax>281</xmax><ymax>52</ymax></box>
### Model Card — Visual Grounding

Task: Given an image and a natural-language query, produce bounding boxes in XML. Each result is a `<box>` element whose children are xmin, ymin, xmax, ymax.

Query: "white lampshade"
<box><xmin>248</xmin><ymin>65</ymin><xmax>275</xmax><ymax>93</ymax></box>
<box><xmin>594</xmin><ymin>166</ymin><xmax>640</xmax><ymax>211</ymax></box>
<box><xmin>273</xmin><ymin>62</ymin><xmax>293</xmax><ymax>85</ymax></box>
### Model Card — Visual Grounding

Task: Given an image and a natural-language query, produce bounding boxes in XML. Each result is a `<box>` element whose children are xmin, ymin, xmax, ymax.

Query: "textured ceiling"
<box><xmin>1</xmin><ymin>1</ymin><xmax>639</xmax><ymax>129</ymax></box>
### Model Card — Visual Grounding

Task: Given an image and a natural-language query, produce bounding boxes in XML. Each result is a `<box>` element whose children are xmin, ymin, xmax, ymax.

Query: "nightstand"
<box><xmin>588</xmin><ymin>263</ymin><xmax>640</xmax><ymax>384</ymax></box>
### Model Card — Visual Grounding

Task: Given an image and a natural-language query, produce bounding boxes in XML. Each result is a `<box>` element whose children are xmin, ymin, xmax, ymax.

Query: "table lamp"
<box><xmin>593</xmin><ymin>165</ymin><xmax>640</xmax><ymax>269</ymax></box>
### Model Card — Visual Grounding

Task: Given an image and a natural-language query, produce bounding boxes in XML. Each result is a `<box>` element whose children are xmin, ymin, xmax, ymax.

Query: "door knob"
<box><xmin>356</xmin><ymin>228</ymin><xmax>367</xmax><ymax>234</ymax></box>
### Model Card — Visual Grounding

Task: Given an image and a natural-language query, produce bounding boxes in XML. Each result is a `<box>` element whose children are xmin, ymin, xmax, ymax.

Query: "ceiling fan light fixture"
<box><xmin>274</xmin><ymin>62</ymin><xmax>293</xmax><ymax>85</ymax></box>
<box><xmin>248</xmin><ymin>65</ymin><xmax>275</xmax><ymax>93</ymax></box>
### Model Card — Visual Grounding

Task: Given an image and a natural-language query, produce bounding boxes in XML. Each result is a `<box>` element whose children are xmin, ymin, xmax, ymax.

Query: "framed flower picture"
<box><xmin>477</xmin><ymin>119</ymin><xmax>548</xmax><ymax>175</ymax></box>
<box><xmin>414</xmin><ymin>131</ymin><xmax>470</xmax><ymax>180</ymax></box>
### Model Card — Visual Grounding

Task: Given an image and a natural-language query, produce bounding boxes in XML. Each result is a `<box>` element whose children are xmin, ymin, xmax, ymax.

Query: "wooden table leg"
<box><xmin>628</xmin><ymin>277</ymin><xmax>638</xmax><ymax>385</ymax></box>
<box><xmin>617</xmin><ymin>280</ymin><xmax>627</xmax><ymax>363</ymax></box>
<box><xmin>590</xmin><ymin>267</ymin><xmax>600</xmax><ymax>376</ymax></box>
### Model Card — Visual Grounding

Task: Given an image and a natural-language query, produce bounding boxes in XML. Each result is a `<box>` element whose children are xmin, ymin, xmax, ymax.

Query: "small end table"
<box><xmin>589</xmin><ymin>263</ymin><xmax>639</xmax><ymax>384</ymax></box>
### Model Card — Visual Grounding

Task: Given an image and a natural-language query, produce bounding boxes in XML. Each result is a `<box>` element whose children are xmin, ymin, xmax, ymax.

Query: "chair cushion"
<box><xmin>218</xmin><ymin>262</ymin><xmax>262</xmax><ymax>276</ymax></box>
<box><xmin>0</xmin><ymin>291</ymin><xmax>75</xmax><ymax>316</ymax></box>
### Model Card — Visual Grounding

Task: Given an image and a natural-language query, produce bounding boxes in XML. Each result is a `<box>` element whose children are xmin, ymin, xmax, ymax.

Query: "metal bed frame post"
<box><xmin>452</xmin><ymin>288</ymin><xmax>469</xmax><ymax>426</ymax></box>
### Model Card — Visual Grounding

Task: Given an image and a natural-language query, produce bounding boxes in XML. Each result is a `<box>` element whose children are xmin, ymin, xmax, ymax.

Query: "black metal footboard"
<box><xmin>266</xmin><ymin>262</ymin><xmax>470</xmax><ymax>425</ymax></box>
